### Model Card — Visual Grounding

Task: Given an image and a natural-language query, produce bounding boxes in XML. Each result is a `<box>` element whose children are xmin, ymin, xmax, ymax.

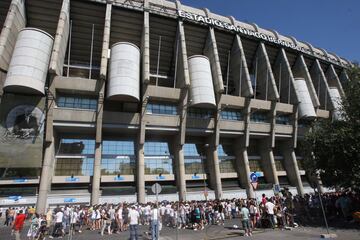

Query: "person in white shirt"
<box><xmin>116</xmin><ymin>204</ymin><xmax>124</xmax><ymax>232</ymax></box>
<box><xmin>160</xmin><ymin>204</ymin><xmax>166</xmax><ymax>219</ymax></box>
<box><xmin>226</xmin><ymin>202</ymin><xmax>232</xmax><ymax>219</ymax></box>
<box><xmin>150</xmin><ymin>203</ymin><xmax>160</xmax><ymax>240</ymax></box>
<box><xmin>144</xmin><ymin>204</ymin><xmax>151</xmax><ymax>225</ymax></box>
<box><xmin>90</xmin><ymin>208</ymin><xmax>96</xmax><ymax>230</ymax></box>
<box><xmin>265</xmin><ymin>199</ymin><xmax>276</xmax><ymax>229</ymax></box>
<box><xmin>50</xmin><ymin>209</ymin><xmax>64</xmax><ymax>238</ymax></box>
<box><xmin>69</xmin><ymin>208</ymin><xmax>78</xmax><ymax>235</ymax></box>
<box><xmin>128</xmin><ymin>205</ymin><xmax>140</xmax><ymax>240</ymax></box>
<box><xmin>179</xmin><ymin>204</ymin><xmax>187</xmax><ymax>229</ymax></box>
<box><xmin>95</xmin><ymin>207</ymin><xmax>101</xmax><ymax>230</ymax></box>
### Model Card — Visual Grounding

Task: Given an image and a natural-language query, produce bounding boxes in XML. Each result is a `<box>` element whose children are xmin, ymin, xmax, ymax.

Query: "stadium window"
<box><xmin>57</xmin><ymin>95</ymin><xmax>97</xmax><ymax>110</ymax></box>
<box><xmin>144</xmin><ymin>142</ymin><xmax>173</xmax><ymax>175</ymax></box>
<box><xmin>101</xmin><ymin>140</ymin><xmax>136</xmax><ymax>175</ymax></box>
<box><xmin>55</xmin><ymin>138</ymin><xmax>96</xmax><ymax>176</ymax></box>
<box><xmin>218</xmin><ymin>145</ymin><xmax>236</xmax><ymax>173</ymax></box>
<box><xmin>183</xmin><ymin>143</ymin><xmax>206</xmax><ymax>174</ymax></box>
<box><xmin>250</xmin><ymin>112</ymin><xmax>269</xmax><ymax>123</ymax></box>
<box><xmin>187</xmin><ymin>108</ymin><xmax>214</xmax><ymax>119</ymax></box>
<box><xmin>146</xmin><ymin>102</ymin><xmax>177</xmax><ymax>115</ymax></box>
<box><xmin>276</xmin><ymin>115</ymin><xmax>291</xmax><ymax>125</ymax></box>
<box><xmin>221</xmin><ymin>109</ymin><xmax>243</xmax><ymax>121</ymax></box>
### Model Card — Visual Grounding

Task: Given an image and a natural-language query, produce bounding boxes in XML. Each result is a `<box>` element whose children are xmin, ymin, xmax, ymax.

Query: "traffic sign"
<box><xmin>151</xmin><ymin>183</ymin><xmax>162</xmax><ymax>194</ymax></box>
<box><xmin>250</xmin><ymin>172</ymin><xmax>258</xmax><ymax>183</ymax></box>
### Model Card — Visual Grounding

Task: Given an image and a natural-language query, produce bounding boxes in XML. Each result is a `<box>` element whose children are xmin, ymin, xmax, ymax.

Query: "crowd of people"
<box><xmin>1</xmin><ymin>190</ymin><xmax>359</xmax><ymax>240</ymax></box>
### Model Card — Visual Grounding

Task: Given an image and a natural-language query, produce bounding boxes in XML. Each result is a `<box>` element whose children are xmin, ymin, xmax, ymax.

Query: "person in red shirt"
<box><xmin>13</xmin><ymin>210</ymin><xmax>26</xmax><ymax>240</ymax></box>
<box><xmin>261</xmin><ymin>194</ymin><xmax>267</xmax><ymax>205</ymax></box>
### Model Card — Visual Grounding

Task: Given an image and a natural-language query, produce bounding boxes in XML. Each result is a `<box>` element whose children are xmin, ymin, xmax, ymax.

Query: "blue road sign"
<box><xmin>156</xmin><ymin>175</ymin><xmax>166</xmax><ymax>180</ymax></box>
<box><xmin>13</xmin><ymin>178</ymin><xmax>28</xmax><ymax>183</ymax></box>
<box><xmin>8</xmin><ymin>196</ymin><xmax>22</xmax><ymax>201</ymax></box>
<box><xmin>65</xmin><ymin>177</ymin><xmax>79</xmax><ymax>182</ymax></box>
<box><xmin>64</xmin><ymin>198</ymin><xmax>76</xmax><ymax>203</ymax></box>
<box><xmin>250</xmin><ymin>172</ymin><xmax>258</xmax><ymax>183</ymax></box>
<box><xmin>114</xmin><ymin>176</ymin><xmax>125</xmax><ymax>181</ymax></box>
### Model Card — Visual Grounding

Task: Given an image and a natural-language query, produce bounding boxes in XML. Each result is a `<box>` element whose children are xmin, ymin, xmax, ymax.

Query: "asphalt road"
<box><xmin>1</xmin><ymin>219</ymin><xmax>359</xmax><ymax>240</ymax></box>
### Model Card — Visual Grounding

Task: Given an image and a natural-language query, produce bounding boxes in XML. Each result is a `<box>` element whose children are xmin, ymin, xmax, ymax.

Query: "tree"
<box><xmin>302</xmin><ymin>63</ymin><xmax>360</xmax><ymax>190</ymax></box>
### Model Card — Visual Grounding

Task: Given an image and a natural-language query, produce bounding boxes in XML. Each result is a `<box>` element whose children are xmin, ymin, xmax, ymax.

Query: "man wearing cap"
<box><xmin>128</xmin><ymin>205</ymin><xmax>140</xmax><ymax>240</ymax></box>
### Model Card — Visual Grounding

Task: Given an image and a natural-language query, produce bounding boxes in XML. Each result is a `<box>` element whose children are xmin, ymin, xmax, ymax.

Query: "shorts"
<box><xmin>242</xmin><ymin>219</ymin><xmax>250</xmax><ymax>230</ymax></box>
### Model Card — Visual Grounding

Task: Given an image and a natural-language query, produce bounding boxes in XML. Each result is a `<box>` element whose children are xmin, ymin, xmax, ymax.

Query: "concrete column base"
<box><xmin>206</xmin><ymin>146</ymin><xmax>223</xmax><ymax>200</ymax></box>
<box><xmin>36</xmin><ymin>139</ymin><xmax>55</xmax><ymax>214</ymax></box>
<box><xmin>137</xmin><ymin>143</ymin><xmax>145</xmax><ymax>204</ymax></box>
<box><xmin>91</xmin><ymin>142</ymin><xmax>102</xmax><ymax>205</ymax></box>
<box><xmin>175</xmin><ymin>144</ymin><xmax>187</xmax><ymax>201</ymax></box>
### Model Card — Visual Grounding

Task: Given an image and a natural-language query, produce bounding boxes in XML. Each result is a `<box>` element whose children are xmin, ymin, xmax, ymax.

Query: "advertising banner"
<box><xmin>0</xmin><ymin>93</ymin><xmax>45</xmax><ymax>168</ymax></box>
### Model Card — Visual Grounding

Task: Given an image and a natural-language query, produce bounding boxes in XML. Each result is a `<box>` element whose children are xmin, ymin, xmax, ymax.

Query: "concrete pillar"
<box><xmin>175</xmin><ymin>1</ymin><xmax>190</xmax><ymax>200</ymax></box>
<box><xmin>259</xmin><ymin>101</ymin><xmax>279</xmax><ymax>185</ymax></box>
<box><xmin>206</xmin><ymin>145</ymin><xmax>223</xmax><ymax>199</ymax></box>
<box><xmin>259</xmin><ymin>140</ymin><xmax>279</xmax><ymax>185</ymax></box>
<box><xmin>48</xmin><ymin>0</ymin><xmax>70</xmax><ymax>76</ymax></box>
<box><xmin>142</xmin><ymin>0</ymin><xmax>150</xmax><ymax>84</ymax></box>
<box><xmin>0</xmin><ymin>0</ymin><xmax>26</xmax><ymax>71</ymax></box>
<box><xmin>280</xmin><ymin>144</ymin><xmax>304</xmax><ymax>196</ymax></box>
<box><xmin>36</xmin><ymin>137</ymin><xmax>55</xmax><ymax>214</ymax></box>
<box><xmin>260</xmin><ymin>98</ymin><xmax>279</xmax><ymax>184</ymax></box>
<box><xmin>273</xmin><ymin>48</ymin><xmax>299</xmax><ymax>104</ymax></box>
<box><xmin>99</xmin><ymin>3</ymin><xmax>112</xmax><ymax>80</ymax></box>
<box><xmin>203</xmin><ymin>25</ymin><xmax>224</xmax><ymax>94</ymax></box>
<box><xmin>290</xmin><ymin>150</ymin><xmax>304</xmax><ymax>196</ymax></box>
<box><xmin>326</xmin><ymin>64</ymin><xmax>345</xmax><ymax>97</ymax></box>
<box><xmin>90</xmin><ymin>1</ymin><xmax>111</xmax><ymax>205</ymax></box>
<box><xmin>253</xmin><ymin>43</ymin><xmax>280</xmax><ymax>101</ymax></box>
<box><xmin>235</xmin><ymin>146</ymin><xmax>255</xmax><ymax>198</ymax></box>
<box><xmin>137</xmin><ymin>143</ymin><xmax>145</xmax><ymax>203</ymax></box>
<box><xmin>174</xmin><ymin>144</ymin><xmax>186</xmax><ymax>201</ymax></box>
<box><xmin>310</xmin><ymin>59</ymin><xmax>334</xmax><ymax>110</ymax></box>
<box><xmin>268</xmin><ymin>149</ymin><xmax>279</xmax><ymax>185</ymax></box>
<box><xmin>36</xmin><ymin>73</ymin><xmax>56</xmax><ymax>214</ymax></box>
<box><xmin>228</xmin><ymin>16</ymin><xmax>253</xmax><ymax>97</ymax></box>
<box><xmin>234</xmin><ymin>98</ymin><xmax>254</xmax><ymax>198</ymax></box>
<box><xmin>91</xmin><ymin>142</ymin><xmax>102</xmax><ymax>205</ymax></box>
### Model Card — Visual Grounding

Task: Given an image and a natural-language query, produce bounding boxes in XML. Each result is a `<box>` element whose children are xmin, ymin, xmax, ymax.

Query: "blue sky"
<box><xmin>180</xmin><ymin>0</ymin><xmax>359</xmax><ymax>62</ymax></box>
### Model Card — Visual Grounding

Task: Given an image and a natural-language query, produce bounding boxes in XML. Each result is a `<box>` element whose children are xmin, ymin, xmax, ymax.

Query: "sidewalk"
<box><xmin>1</xmin><ymin>219</ymin><xmax>359</xmax><ymax>240</ymax></box>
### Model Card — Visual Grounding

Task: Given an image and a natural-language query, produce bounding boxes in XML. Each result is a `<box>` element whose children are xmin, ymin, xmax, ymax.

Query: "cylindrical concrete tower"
<box><xmin>294</xmin><ymin>78</ymin><xmax>317</xmax><ymax>119</ymax></box>
<box><xmin>328</xmin><ymin>87</ymin><xmax>342</xmax><ymax>120</ymax></box>
<box><xmin>188</xmin><ymin>55</ymin><xmax>216</xmax><ymax>108</ymax></box>
<box><xmin>4</xmin><ymin>28</ymin><xmax>54</xmax><ymax>95</ymax></box>
<box><xmin>107</xmin><ymin>42</ymin><xmax>140</xmax><ymax>102</ymax></box>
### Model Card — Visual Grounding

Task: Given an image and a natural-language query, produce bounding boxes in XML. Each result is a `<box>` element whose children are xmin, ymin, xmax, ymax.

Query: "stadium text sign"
<box><xmin>177</xmin><ymin>10</ymin><xmax>342</xmax><ymax>66</ymax></box>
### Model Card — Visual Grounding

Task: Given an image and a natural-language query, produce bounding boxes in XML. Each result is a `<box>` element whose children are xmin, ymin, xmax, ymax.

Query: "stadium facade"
<box><xmin>0</xmin><ymin>0</ymin><xmax>350</xmax><ymax>213</ymax></box>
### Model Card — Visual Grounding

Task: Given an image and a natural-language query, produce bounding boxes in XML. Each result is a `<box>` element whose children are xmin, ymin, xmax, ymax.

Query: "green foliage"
<box><xmin>302</xmin><ymin>64</ymin><xmax>360</xmax><ymax>190</ymax></box>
